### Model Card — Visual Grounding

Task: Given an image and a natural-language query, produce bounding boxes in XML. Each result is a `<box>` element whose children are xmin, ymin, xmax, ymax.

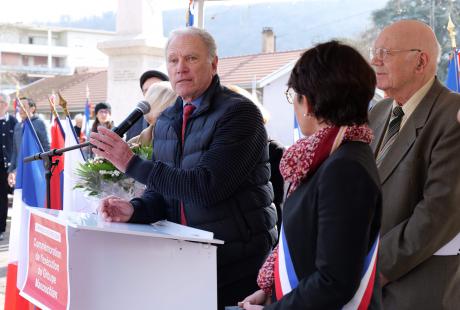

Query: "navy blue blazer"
<box><xmin>0</xmin><ymin>113</ymin><xmax>18</xmax><ymax>170</ymax></box>
<box><xmin>265</xmin><ymin>141</ymin><xmax>382</xmax><ymax>310</ymax></box>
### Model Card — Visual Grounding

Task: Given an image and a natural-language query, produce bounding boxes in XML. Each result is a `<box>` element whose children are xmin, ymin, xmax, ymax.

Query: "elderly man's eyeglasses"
<box><xmin>369</xmin><ymin>48</ymin><xmax>422</xmax><ymax>60</ymax></box>
<box><xmin>285</xmin><ymin>88</ymin><xmax>296</xmax><ymax>104</ymax></box>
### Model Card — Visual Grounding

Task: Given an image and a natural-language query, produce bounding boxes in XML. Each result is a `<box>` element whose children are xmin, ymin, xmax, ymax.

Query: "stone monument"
<box><xmin>98</xmin><ymin>0</ymin><xmax>166</xmax><ymax>125</ymax></box>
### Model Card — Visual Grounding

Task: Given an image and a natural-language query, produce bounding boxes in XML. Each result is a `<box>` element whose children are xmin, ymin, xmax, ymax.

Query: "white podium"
<box><xmin>19</xmin><ymin>208</ymin><xmax>223</xmax><ymax>310</ymax></box>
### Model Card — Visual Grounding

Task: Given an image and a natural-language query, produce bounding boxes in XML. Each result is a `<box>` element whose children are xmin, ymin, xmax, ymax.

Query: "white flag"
<box><xmin>62</xmin><ymin>117</ymin><xmax>95</xmax><ymax>213</ymax></box>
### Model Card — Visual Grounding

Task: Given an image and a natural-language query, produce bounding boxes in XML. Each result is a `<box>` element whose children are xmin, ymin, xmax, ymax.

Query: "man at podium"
<box><xmin>90</xmin><ymin>27</ymin><xmax>277</xmax><ymax>309</ymax></box>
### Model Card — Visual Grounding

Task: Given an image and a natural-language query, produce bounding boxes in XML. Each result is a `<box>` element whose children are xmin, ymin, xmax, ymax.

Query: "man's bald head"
<box><xmin>371</xmin><ymin>20</ymin><xmax>440</xmax><ymax>103</ymax></box>
<box><xmin>381</xmin><ymin>20</ymin><xmax>439</xmax><ymax>74</ymax></box>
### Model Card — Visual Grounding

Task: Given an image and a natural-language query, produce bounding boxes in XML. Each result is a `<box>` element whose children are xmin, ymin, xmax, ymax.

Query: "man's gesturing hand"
<box><xmin>89</xmin><ymin>126</ymin><xmax>134</xmax><ymax>172</ymax></box>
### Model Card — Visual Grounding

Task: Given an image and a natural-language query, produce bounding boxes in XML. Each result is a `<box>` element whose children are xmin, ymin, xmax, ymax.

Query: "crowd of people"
<box><xmin>1</xmin><ymin>18</ymin><xmax>459</xmax><ymax>310</ymax></box>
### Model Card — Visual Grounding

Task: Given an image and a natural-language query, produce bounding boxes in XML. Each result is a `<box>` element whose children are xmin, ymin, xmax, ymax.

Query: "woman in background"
<box><xmin>128</xmin><ymin>81</ymin><xmax>177</xmax><ymax>147</ymax></box>
<box><xmin>240</xmin><ymin>40</ymin><xmax>382</xmax><ymax>309</ymax></box>
<box><xmin>89</xmin><ymin>102</ymin><xmax>114</xmax><ymax>158</ymax></box>
<box><xmin>91</xmin><ymin>102</ymin><xmax>114</xmax><ymax>133</ymax></box>
<box><xmin>73</xmin><ymin>113</ymin><xmax>85</xmax><ymax>143</ymax></box>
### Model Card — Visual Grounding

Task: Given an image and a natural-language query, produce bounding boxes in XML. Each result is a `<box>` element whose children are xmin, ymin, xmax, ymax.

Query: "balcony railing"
<box><xmin>0</xmin><ymin>42</ymin><xmax>69</xmax><ymax>57</ymax></box>
<box><xmin>0</xmin><ymin>64</ymin><xmax>72</xmax><ymax>75</ymax></box>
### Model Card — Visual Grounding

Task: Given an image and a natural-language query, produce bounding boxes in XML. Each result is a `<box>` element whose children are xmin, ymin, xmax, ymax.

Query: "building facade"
<box><xmin>0</xmin><ymin>23</ymin><xmax>115</xmax><ymax>92</ymax></box>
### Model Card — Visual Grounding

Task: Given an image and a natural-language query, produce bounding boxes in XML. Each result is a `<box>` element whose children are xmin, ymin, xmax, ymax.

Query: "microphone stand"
<box><xmin>23</xmin><ymin>101</ymin><xmax>149</xmax><ymax>209</ymax></box>
<box><xmin>23</xmin><ymin>142</ymin><xmax>90</xmax><ymax>210</ymax></box>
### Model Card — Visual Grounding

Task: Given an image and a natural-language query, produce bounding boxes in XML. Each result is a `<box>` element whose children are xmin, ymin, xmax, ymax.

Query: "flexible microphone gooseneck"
<box><xmin>23</xmin><ymin>101</ymin><xmax>152</xmax><ymax>163</ymax></box>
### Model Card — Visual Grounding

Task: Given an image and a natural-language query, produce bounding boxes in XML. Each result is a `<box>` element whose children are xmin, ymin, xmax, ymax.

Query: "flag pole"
<box><xmin>447</xmin><ymin>15</ymin><xmax>459</xmax><ymax>91</ymax></box>
<box><xmin>48</xmin><ymin>95</ymin><xmax>59</xmax><ymax>119</ymax></box>
<box><xmin>58</xmin><ymin>92</ymin><xmax>85</xmax><ymax>159</ymax></box>
<box><xmin>57</xmin><ymin>92</ymin><xmax>70</xmax><ymax>117</ymax></box>
<box><xmin>447</xmin><ymin>15</ymin><xmax>457</xmax><ymax>49</ymax></box>
<box><xmin>14</xmin><ymin>83</ymin><xmax>20</xmax><ymax>118</ymax></box>
<box><xmin>16</xmin><ymin>97</ymin><xmax>44</xmax><ymax>152</ymax></box>
<box><xmin>49</xmin><ymin>93</ymin><xmax>65</xmax><ymax>137</ymax></box>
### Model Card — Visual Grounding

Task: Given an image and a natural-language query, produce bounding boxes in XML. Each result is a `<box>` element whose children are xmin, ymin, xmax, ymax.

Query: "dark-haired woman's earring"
<box><xmin>303</xmin><ymin>113</ymin><xmax>312</xmax><ymax>118</ymax></box>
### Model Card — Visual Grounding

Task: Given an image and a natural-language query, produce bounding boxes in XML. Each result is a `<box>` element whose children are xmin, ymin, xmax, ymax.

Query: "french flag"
<box><xmin>4</xmin><ymin>119</ymin><xmax>45</xmax><ymax>309</ymax></box>
<box><xmin>49</xmin><ymin>115</ymin><xmax>65</xmax><ymax>210</ymax></box>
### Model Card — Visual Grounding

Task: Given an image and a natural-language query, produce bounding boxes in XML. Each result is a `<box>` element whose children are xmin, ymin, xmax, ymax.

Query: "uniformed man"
<box><xmin>0</xmin><ymin>94</ymin><xmax>18</xmax><ymax>240</ymax></box>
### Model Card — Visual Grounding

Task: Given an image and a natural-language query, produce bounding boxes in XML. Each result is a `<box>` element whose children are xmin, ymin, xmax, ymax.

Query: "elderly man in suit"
<box><xmin>369</xmin><ymin>19</ymin><xmax>460</xmax><ymax>309</ymax></box>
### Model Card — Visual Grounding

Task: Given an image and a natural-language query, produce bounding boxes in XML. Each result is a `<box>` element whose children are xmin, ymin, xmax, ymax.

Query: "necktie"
<box><xmin>182</xmin><ymin>103</ymin><xmax>196</xmax><ymax>145</ymax></box>
<box><xmin>376</xmin><ymin>105</ymin><xmax>404</xmax><ymax>166</ymax></box>
<box><xmin>180</xmin><ymin>103</ymin><xmax>196</xmax><ymax>225</ymax></box>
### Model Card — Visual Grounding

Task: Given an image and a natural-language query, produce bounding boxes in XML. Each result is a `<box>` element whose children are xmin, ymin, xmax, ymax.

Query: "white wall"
<box><xmin>100</xmin><ymin>0</ymin><xmax>166</xmax><ymax>126</ymax></box>
<box><xmin>263</xmin><ymin>72</ymin><xmax>295</xmax><ymax>147</ymax></box>
<box><xmin>105</xmin><ymin>53</ymin><xmax>165</xmax><ymax>125</ymax></box>
<box><xmin>66</xmin><ymin>31</ymin><xmax>115</xmax><ymax>68</ymax></box>
<box><xmin>0</xmin><ymin>26</ymin><xmax>20</xmax><ymax>43</ymax></box>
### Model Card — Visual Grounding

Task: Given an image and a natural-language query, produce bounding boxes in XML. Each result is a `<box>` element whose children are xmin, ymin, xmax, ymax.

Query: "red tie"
<box><xmin>182</xmin><ymin>103</ymin><xmax>196</xmax><ymax>145</ymax></box>
<box><xmin>180</xmin><ymin>103</ymin><xmax>196</xmax><ymax>225</ymax></box>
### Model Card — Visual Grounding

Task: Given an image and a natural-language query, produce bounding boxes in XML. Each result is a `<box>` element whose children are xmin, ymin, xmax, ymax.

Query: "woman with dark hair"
<box><xmin>240</xmin><ymin>40</ymin><xmax>382</xmax><ymax>309</ymax></box>
<box><xmin>89</xmin><ymin>102</ymin><xmax>114</xmax><ymax>158</ymax></box>
<box><xmin>91</xmin><ymin>102</ymin><xmax>114</xmax><ymax>133</ymax></box>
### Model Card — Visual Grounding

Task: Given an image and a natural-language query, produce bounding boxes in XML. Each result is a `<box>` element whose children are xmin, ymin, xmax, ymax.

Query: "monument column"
<box><xmin>98</xmin><ymin>0</ymin><xmax>166</xmax><ymax>125</ymax></box>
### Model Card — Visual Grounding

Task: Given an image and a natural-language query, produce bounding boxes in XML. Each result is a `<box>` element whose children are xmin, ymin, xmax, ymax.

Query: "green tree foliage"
<box><xmin>372</xmin><ymin>0</ymin><xmax>460</xmax><ymax>81</ymax></box>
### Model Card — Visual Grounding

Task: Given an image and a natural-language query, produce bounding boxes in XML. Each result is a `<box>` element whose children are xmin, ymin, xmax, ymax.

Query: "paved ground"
<box><xmin>0</xmin><ymin>206</ymin><xmax>12</xmax><ymax>309</ymax></box>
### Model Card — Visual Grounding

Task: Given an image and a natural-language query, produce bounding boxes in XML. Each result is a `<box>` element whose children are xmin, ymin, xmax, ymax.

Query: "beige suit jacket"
<box><xmin>369</xmin><ymin>79</ymin><xmax>460</xmax><ymax>310</ymax></box>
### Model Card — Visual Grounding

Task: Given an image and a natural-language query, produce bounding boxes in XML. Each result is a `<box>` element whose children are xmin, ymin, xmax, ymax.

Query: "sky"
<box><xmin>0</xmin><ymin>0</ymin><xmax>303</xmax><ymax>24</ymax></box>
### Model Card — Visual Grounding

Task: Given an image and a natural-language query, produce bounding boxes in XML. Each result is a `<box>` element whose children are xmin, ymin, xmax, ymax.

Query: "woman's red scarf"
<box><xmin>257</xmin><ymin>124</ymin><xmax>373</xmax><ymax>296</ymax></box>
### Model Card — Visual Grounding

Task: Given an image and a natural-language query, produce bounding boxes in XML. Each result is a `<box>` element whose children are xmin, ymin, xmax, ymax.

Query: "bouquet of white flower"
<box><xmin>74</xmin><ymin>145</ymin><xmax>152</xmax><ymax>199</ymax></box>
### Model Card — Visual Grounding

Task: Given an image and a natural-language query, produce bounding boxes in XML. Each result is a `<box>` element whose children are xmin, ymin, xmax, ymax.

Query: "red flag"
<box><xmin>4</xmin><ymin>264</ymin><xmax>34</xmax><ymax>310</ymax></box>
<box><xmin>49</xmin><ymin>116</ymin><xmax>65</xmax><ymax>210</ymax></box>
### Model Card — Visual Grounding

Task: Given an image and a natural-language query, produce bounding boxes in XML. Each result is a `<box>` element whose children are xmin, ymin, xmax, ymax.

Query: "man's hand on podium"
<box><xmin>99</xmin><ymin>195</ymin><xmax>134</xmax><ymax>222</ymax></box>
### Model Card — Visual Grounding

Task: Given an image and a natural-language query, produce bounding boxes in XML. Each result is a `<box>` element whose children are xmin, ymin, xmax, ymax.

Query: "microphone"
<box><xmin>112</xmin><ymin>100</ymin><xmax>151</xmax><ymax>137</ymax></box>
<box><xmin>23</xmin><ymin>101</ymin><xmax>152</xmax><ymax>163</ymax></box>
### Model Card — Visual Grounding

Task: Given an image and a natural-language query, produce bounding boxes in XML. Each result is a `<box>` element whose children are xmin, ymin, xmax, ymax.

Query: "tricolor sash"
<box><xmin>274</xmin><ymin>225</ymin><xmax>379</xmax><ymax>310</ymax></box>
<box><xmin>274</xmin><ymin>225</ymin><xmax>298</xmax><ymax>300</ymax></box>
<box><xmin>342</xmin><ymin>235</ymin><xmax>379</xmax><ymax>310</ymax></box>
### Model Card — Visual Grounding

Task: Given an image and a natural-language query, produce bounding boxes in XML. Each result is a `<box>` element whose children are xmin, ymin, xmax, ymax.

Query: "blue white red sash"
<box><xmin>274</xmin><ymin>225</ymin><xmax>379</xmax><ymax>309</ymax></box>
<box><xmin>342</xmin><ymin>235</ymin><xmax>379</xmax><ymax>310</ymax></box>
<box><xmin>274</xmin><ymin>225</ymin><xmax>298</xmax><ymax>300</ymax></box>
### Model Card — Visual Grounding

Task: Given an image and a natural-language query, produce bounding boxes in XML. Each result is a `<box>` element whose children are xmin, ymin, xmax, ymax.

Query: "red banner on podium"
<box><xmin>22</xmin><ymin>213</ymin><xmax>69</xmax><ymax>310</ymax></box>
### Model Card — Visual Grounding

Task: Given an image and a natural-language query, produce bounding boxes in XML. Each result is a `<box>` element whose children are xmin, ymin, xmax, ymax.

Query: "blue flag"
<box><xmin>15</xmin><ymin>119</ymin><xmax>46</xmax><ymax>208</ymax></box>
<box><xmin>84</xmin><ymin>98</ymin><xmax>91</xmax><ymax>138</ymax></box>
<box><xmin>6</xmin><ymin>119</ymin><xmax>46</xmax><ymax>304</ymax></box>
<box><xmin>186</xmin><ymin>0</ymin><xmax>195</xmax><ymax>27</ymax></box>
<box><xmin>445</xmin><ymin>49</ymin><xmax>459</xmax><ymax>92</ymax></box>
